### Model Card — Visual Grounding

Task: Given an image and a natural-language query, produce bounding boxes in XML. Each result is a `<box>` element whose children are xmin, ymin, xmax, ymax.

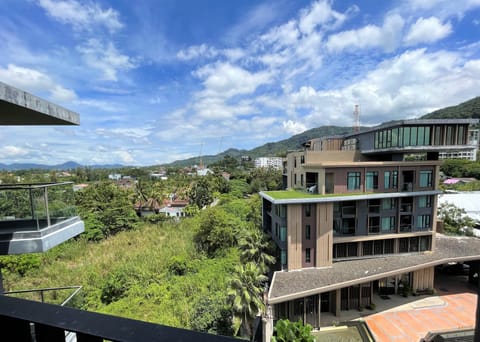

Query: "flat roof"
<box><xmin>260</xmin><ymin>190</ymin><xmax>441</xmax><ymax>204</ymax></box>
<box><xmin>345</xmin><ymin>119</ymin><xmax>479</xmax><ymax>138</ymax></box>
<box><xmin>0</xmin><ymin>81</ymin><xmax>79</xmax><ymax>125</ymax></box>
<box><xmin>267</xmin><ymin>234</ymin><xmax>480</xmax><ymax>304</ymax></box>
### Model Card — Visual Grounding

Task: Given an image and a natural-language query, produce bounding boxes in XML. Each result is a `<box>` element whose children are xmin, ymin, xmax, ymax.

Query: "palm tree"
<box><xmin>228</xmin><ymin>262</ymin><xmax>268</xmax><ymax>338</ymax></box>
<box><xmin>239</xmin><ymin>229</ymin><xmax>276</xmax><ymax>273</ymax></box>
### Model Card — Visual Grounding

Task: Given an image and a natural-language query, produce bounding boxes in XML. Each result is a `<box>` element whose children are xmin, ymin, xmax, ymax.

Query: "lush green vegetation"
<box><xmin>0</xmin><ymin>167</ymin><xmax>282</xmax><ymax>339</ymax></box>
<box><xmin>271</xmin><ymin>319</ymin><xmax>315</xmax><ymax>342</ymax></box>
<box><xmin>437</xmin><ymin>202</ymin><xmax>476</xmax><ymax>236</ymax></box>
<box><xmin>421</xmin><ymin>96</ymin><xmax>480</xmax><ymax>119</ymax></box>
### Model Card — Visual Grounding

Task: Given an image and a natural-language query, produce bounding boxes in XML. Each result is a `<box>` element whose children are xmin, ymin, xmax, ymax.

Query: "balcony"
<box><xmin>0</xmin><ymin>294</ymin><xmax>236</xmax><ymax>342</ymax></box>
<box><xmin>0</xmin><ymin>182</ymin><xmax>84</xmax><ymax>255</ymax></box>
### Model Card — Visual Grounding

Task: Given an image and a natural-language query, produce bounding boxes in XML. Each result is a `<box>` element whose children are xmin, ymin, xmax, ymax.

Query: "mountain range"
<box><xmin>2</xmin><ymin>96</ymin><xmax>479</xmax><ymax>171</ymax></box>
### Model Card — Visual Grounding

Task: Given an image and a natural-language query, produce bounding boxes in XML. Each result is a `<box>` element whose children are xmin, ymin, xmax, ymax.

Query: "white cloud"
<box><xmin>404</xmin><ymin>0</ymin><xmax>480</xmax><ymax>20</ymax></box>
<box><xmin>194</xmin><ymin>63</ymin><xmax>272</xmax><ymax>98</ymax></box>
<box><xmin>283</xmin><ymin>120</ymin><xmax>307</xmax><ymax>135</ymax></box>
<box><xmin>404</xmin><ymin>17</ymin><xmax>452</xmax><ymax>46</ymax></box>
<box><xmin>76</xmin><ymin>39</ymin><xmax>136</xmax><ymax>81</ymax></box>
<box><xmin>326</xmin><ymin>14</ymin><xmax>405</xmax><ymax>53</ymax></box>
<box><xmin>0</xmin><ymin>146</ymin><xmax>29</xmax><ymax>157</ymax></box>
<box><xmin>177</xmin><ymin>44</ymin><xmax>219</xmax><ymax>60</ymax></box>
<box><xmin>298</xmin><ymin>0</ymin><xmax>348</xmax><ymax>34</ymax></box>
<box><xmin>0</xmin><ymin>64</ymin><xmax>77</xmax><ymax>102</ymax></box>
<box><xmin>114</xmin><ymin>151</ymin><xmax>135</xmax><ymax>164</ymax></box>
<box><xmin>37</xmin><ymin>0</ymin><xmax>123</xmax><ymax>33</ymax></box>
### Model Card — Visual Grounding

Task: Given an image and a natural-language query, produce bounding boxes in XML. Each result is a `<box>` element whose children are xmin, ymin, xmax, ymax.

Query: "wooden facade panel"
<box><xmin>287</xmin><ymin>204</ymin><xmax>302</xmax><ymax>270</ymax></box>
<box><xmin>316</xmin><ymin>203</ymin><xmax>333</xmax><ymax>267</ymax></box>
<box><xmin>413</xmin><ymin>267</ymin><xmax>434</xmax><ymax>291</ymax></box>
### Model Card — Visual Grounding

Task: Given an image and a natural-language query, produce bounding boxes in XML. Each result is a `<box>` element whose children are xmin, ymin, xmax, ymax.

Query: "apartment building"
<box><xmin>254</xmin><ymin>157</ymin><xmax>283</xmax><ymax>170</ymax></box>
<box><xmin>260</xmin><ymin>119</ymin><xmax>480</xmax><ymax>339</ymax></box>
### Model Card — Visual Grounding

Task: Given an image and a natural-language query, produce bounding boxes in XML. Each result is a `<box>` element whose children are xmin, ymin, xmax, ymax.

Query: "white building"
<box><xmin>254</xmin><ymin>157</ymin><xmax>283</xmax><ymax>170</ymax></box>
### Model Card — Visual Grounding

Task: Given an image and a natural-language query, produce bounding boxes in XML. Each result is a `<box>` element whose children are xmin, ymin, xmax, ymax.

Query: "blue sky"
<box><xmin>1</xmin><ymin>0</ymin><xmax>480</xmax><ymax>166</ymax></box>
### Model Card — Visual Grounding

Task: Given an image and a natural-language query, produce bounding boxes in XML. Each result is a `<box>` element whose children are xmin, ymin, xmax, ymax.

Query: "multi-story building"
<box><xmin>439</xmin><ymin>128</ymin><xmax>479</xmax><ymax>161</ymax></box>
<box><xmin>260</xmin><ymin>119</ymin><xmax>480</xmax><ymax>340</ymax></box>
<box><xmin>254</xmin><ymin>157</ymin><xmax>283</xmax><ymax>170</ymax></box>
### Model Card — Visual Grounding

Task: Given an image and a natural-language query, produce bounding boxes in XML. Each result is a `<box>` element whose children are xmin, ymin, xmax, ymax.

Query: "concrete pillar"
<box><xmin>263</xmin><ymin>305</ymin><xmax>273</xmax><ymax>342</ymax></box>
<box><xmin>335</xmin><ymin>289</ymin><xmax>341</xmax><ymax>317</ymax></box>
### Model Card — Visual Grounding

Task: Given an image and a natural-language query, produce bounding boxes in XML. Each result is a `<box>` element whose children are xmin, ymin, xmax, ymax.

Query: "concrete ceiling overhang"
<box><xmin>0</xmin><ymin>82</ymin><xmax>79</xmax><ymax>125</ymax></box>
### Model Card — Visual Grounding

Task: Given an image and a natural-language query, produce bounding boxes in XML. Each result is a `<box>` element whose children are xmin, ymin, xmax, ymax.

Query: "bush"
<box><xmin>0</xmin><ymin>254</ymin><xmax>41</xmax><ymax>276</ymax></box>
<box><xmin>100</xmin><ymin>269</ymin><xmax>131</xmax><ymax>304</ymax></box>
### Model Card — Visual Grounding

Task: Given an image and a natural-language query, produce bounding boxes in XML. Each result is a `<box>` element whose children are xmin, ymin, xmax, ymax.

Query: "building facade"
<box><xmin>260</xmin><ymin>119</ymin><xmax>480</xmax><ymax>340</ymax></box>
<box><xmin>254</xmin><ymin>157</ymin><xmax>283</xmax><ymax>170</ymax></box>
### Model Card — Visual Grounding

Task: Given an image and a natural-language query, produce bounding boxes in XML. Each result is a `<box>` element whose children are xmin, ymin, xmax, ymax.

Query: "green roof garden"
<box><xmin>262</xmin><ymin>190</ymin><xmax>367</xmax><ymax>200</ymax></box>
<box><xmin>259</xmin><ymin>189</ymin><xmax>441</xmax><ymax>204</ymax></box>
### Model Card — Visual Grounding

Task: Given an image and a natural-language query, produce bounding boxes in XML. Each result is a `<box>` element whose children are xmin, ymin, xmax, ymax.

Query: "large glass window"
<box><xmin>280</xmin><ymin>227</ymin><xmax>287</xmax><ymax>242</ymax></box>
<box><xmin>382</xmin><ymin>198</ymin><xmax>396</xmax><ymax>210</ymax></box>
<box><xmin>417</xmin><ymin>215</ymin><xmax>431</xmax><ymax>229</ymax></box>
<box><xmin>384</xmin><ymin>171</ymin><xmax>391</xmax><ymax>189</ymax></box>
<box><xmin>347</xmin><ymin>172</ymin><xmax>361</xmax><ymax>190</ymax></box>
<box><xmin>419</xmin><ymin>170</ymin><xmax>433</xmax><ymax>187</ymax></box>
<box><xmin>381</xmin><ymin>216</ymin><xmax>395</xmax><ymax>232</ymax></box>
<box><xmin>366</xmin><ymin>171</ymin><xmax>378</xmax><ymax>190</ymax></box>
<box><xmin>418</xmin><ymin>195</ymin><xmax>432</xmax><ymax>208</ymax></box>
<box><xmin>368</xmin><ymin>217</ymin><xmax>380</xmax><ymax>234</ymax></box>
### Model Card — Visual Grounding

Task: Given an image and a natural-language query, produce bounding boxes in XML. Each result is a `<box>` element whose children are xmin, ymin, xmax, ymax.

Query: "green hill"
<box><xmin>165</xmin><ymin>125</ymin><xmax>354</xmax><ymax>167</ymax></box>
<box><xmin>421</xmin><ymin>96</ymin><xmax>480</xmax><ymax>119</ymax></box>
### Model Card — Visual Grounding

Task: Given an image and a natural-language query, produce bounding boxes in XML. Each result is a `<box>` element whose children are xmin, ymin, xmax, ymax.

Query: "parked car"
<box><xmin>436</xmin><ymin>262</ymin><xmax>470</xmax><ymax>275</ymax></box>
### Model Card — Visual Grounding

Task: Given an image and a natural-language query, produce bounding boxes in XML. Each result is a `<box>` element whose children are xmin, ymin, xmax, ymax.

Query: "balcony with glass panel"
<box><xmin>0</xmin><ymin>182</ymin><xmax>84</xmax><ymax>255</ymax></box>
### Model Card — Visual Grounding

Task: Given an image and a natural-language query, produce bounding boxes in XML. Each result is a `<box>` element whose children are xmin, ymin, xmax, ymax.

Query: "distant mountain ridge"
<box><xmin>421</xmin><ymin>96</ymin><xmax>480</xmax><ymax>119</ymax></box>
<box><xmin>4</xmin><ymin>96</ymin><xmax>480</xmax><ymax>171</ymax></box>
<box><xmin>0</xmin><ymin>161</ymin><xmax>124</xmax><ymax>171</ymax></box>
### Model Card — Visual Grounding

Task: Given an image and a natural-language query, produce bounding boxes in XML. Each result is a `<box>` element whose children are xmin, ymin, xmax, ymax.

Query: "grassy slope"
<box><xmin>3</xmin><ymin>220</ymin><xmax>238</xmax><ymax>329</ymax></box>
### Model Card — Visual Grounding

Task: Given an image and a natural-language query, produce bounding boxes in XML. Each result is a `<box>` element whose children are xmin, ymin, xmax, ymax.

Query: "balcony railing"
<box><xmin>0</xmin><ymin>295</ymin><xmax>237</xmax><ymax>342</ymax></box>
<box><xmin>0</xmin><ymin>182</ymin><xmax>84</xmax><ymax>254</ymax></box>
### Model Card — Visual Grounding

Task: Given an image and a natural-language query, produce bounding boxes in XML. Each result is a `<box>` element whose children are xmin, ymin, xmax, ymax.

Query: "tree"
<box><xmin>75</xmin><ymin>181</ymin><xmax>139</xmax><ymax>240</ymax></box>
<box><xmin>193</xmin><ymin>207</ymin><xmax>241</xmax><ymax>256</ymax></box>
<box><xmin>271</xmin><ymin>319</ymin><xmax>315</xmax><ymax>342</ymax></box>
<box><xmin>188</xmin><ymin>177</ymin><xmax>214</xmax><ymax>209</ymax></box>
<box><xmin>437</xmin><ymin>202</ymin><xmax>476</xmax><ymax>236</ymax></box>
<box><xmin>228</xmin><ymin>262</ymin><xmax>267</xmax><ymax>338</ymax></box>
<box><xmin>239</xmin><ymin>229</ymin><xmax>276</xmax><ymax>273</ymax></box>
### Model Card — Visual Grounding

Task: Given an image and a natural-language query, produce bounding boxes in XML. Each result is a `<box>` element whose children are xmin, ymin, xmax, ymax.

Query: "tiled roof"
<box><xmin>267</xmin><ymin>234</ymin><xmax>480</xmax><ymax>304</ymax></box>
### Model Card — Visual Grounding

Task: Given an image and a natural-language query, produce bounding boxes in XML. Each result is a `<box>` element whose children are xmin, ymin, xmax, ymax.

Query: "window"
<box><xmin>384</xmin><ymin>171</ymin><xmax>390</xmax><ymax>189</ymax></box>
<box><xmin>385</xmin><ymin>171</ymin><xmax>398</xmax><ymax>189</ymax></box>
<box><xmin>334</xmin><ymin>243</ymin><xmax>358</xmax><ymax>258</ymax></box>
<box><xmin>300</xmin><ymin>174</ymin><xmax>304</xmax><ymax>186</ymax></box>
<box><xmin>300</xmin><ymin>155</ymin><xmax>305</xmax><ymax>164</ymax></box>
<box><xmin>366</xmin><ymin>171</ymin><xmax>378</xmax><ymax>190</ymax></box>
<box><xmin>382</xmin><ymin>198</ymin><xmax>396</xmax><ymax>210</ymax></box>
<box><xmin>381</xmin><ymin>216</ymin><xmax>395</xmax><ymax>232</ymax></box>
<box><xmin>419</xmin><ymin>236</ymin><xmax>431</xmax><ymax>251</ymax></box>
<box><xmin>419</xmin><ymin>170</ymin><xmax>433</xmax><ymax>187</ymax></box>
<box><xmin>294</xmin><ymin>157</ymin><xmax>297</xmax><ymax>168</ymax></box>
<box><xmin>368</xmin><ymin>199</ymin><xmax>380</xmax><ymax>213</ymax></box>
<box><xmin>281</xmin><ymin>250</ymin><xmax>287</xmax><ymax>266</ymax></box>
<box><xmin>305</xmin><ymin>248</ymin><xmax>311</xmax><ymax>263</ymax></box>
<box><xmin>305</xmin><ymin>225</ymin><xmax>311</xmax><ymax>240</ymax></box>
<box><xmin>417</xmin><ymin>215</ymin><xmax>431</xmax><ymax>229</ymax></box>
<box><xmin>280</xmin><ymin>227</ymin><xmax>287</xmax><ymax>242</ymax></box>
<box><xmin>368</xmin><ymin>217</ymin><xmax>380</xmax><ymax>234</ymax></box>
<box><xmin>418</xmin><ymin>195</ymin><xmax>432</xmax><ymax>208</ymax></box>
<box><xmin>294</xmin><ymin>173</ymin><xmax>297</xmax><ymax>184</ymax></box>
<box><xmin>275</xmin><ymin>223</ymin><xmax>279</xmax><ymax>237</ymax></box>
<box><xmin>305</xmin><ymin>204</ymin><xmax>311</xmax><ymax>217</ymax></box>
<box><xmin>363</xmin><ymin>241</ymin><xmax>373</xmax><ymax>256</ymax></box>
<box><xmin>347</xmin><ymin>172</ymin><xmax>361</xmax><ymax>190</ymax></box>
<box><xmin>392</xmin><ymin>171</ymin><xmax>398</xmax><ymax>188</ymax></box>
